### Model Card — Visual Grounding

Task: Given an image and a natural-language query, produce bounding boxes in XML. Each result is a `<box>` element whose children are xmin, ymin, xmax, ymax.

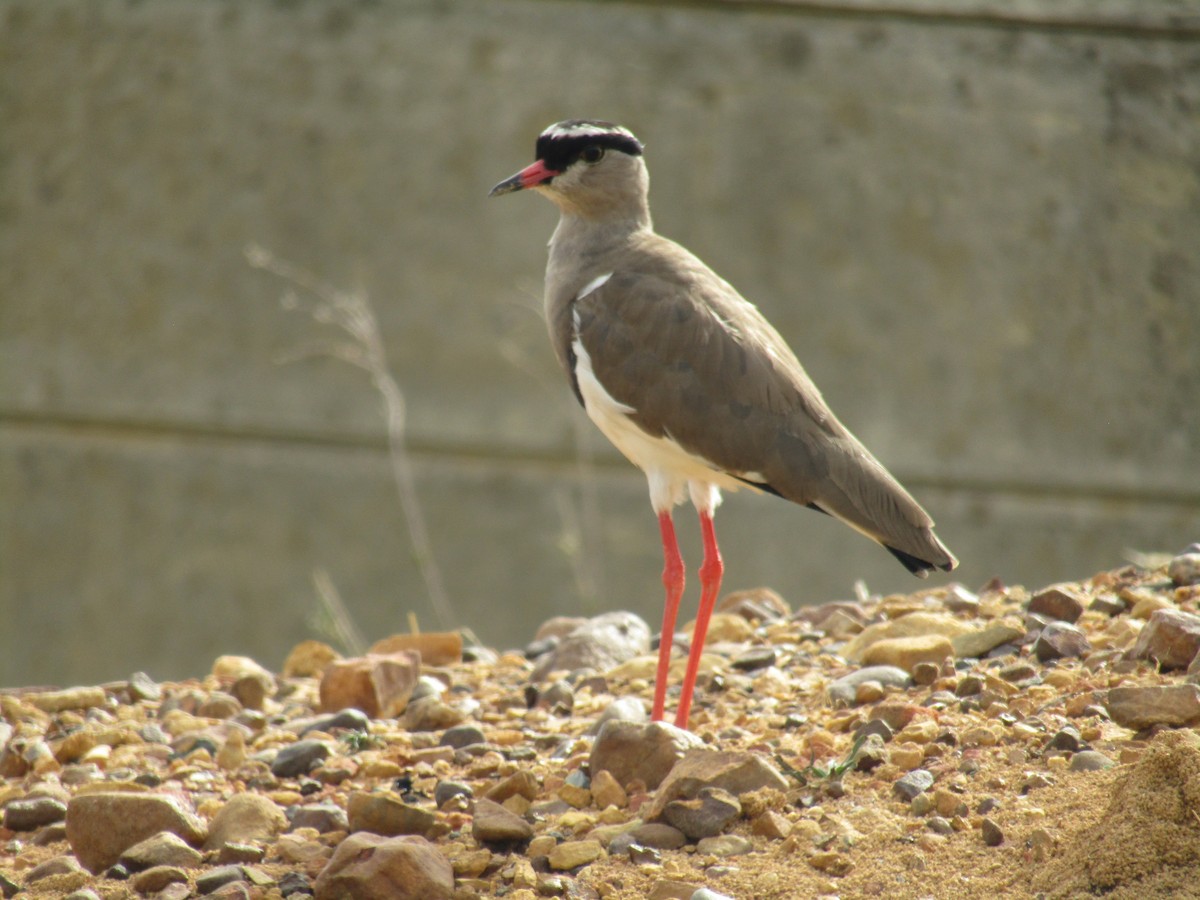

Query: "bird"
<box><xmin>490</xmin><ymin>119</ymin><xmax>957</xmax><ymax>730</ymax></box>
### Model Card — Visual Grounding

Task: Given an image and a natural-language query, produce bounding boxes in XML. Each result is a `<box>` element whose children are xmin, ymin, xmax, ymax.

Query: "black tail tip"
<box><xmin>886</xmin><ymin>545</ymin><xmax>958</xmax><ymax>578</ymax></box>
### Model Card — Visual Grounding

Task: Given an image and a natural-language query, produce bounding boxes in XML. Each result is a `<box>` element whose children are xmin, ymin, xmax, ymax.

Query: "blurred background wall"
<box><xmin>2</xmin><ymin>0</ymin><xmax>1198</xmax><ymax>686</ymax></box>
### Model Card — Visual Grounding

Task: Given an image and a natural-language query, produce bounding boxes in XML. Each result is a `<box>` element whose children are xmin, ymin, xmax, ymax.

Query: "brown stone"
<box><xmin>313</xmin><ymin>833</ymin><xmax>453</xmax><ymax>900</ymax></box>
<box><xmin>65</xmin><ymin>792</ymin><xmax>206</xmax><ymax>873</ymax></box>
<box><xmin>369</xmin><ymin>632</ymin><xmax>463</xmax><ymax>667</ymax></box>
<box><xmin>1131</xmin><ymin>609</ymin><xmax>1200</xmax><ymax>670</ymax></box>
<box><xmin>589</xmin><ymin>720</ymin><xmax>703</xmax><ymax>792</ymax></box>
<box><xmin>319</xmin><ymin>651</ymin><xmax>421</xmax><ymax>718</ymax></box>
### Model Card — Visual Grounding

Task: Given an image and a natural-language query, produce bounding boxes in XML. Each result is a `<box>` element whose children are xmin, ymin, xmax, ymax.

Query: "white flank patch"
<box><xmin>572</xmin><ymin>318</ymin><xmax>756</xmax><ymax>515</ymax></box>
<box><xmin>576</xmin><ymin>272</ymin><xmax>612</xmax><ymax>301</ymax></box>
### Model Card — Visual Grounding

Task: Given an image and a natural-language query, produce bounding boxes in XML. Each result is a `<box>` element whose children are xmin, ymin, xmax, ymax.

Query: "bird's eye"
<box><xmin>580</xmin><ymin>145</ymin><xmax>606</xmax><ymax>165</ymax></box>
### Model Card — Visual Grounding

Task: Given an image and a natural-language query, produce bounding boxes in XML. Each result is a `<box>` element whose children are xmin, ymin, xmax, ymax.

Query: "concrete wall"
<box><xmin>2</xmin><ymin>0</ymin><xmax>1198</xmax><ymax>686</ymax></box>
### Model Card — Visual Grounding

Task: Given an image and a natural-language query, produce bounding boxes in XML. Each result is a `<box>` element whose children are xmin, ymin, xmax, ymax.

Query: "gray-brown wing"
<box><xmin>571</xmin><ymin>236</ymin><xmax>956</xmax><ymax>571</ymax></box>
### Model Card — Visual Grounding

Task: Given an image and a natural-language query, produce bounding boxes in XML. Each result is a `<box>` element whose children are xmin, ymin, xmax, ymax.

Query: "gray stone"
<box><xmin>196</xmin><ymin>865</ymin><xmax>247</xmax><ymax>894</ymax></box>
<box><xmin>828</xmin><ymin>666</ymin><xmax>912</xmax><ymax>705</ymax></box>
<box><xmin>630</xmin><ymin>822</ymin><xmax>688</xmax><ymax>850</ymax></box>
<box><xmin>1169</xmin><ymin>552</ymin><xmax>1200</xmax><ymax>587</ymax></box>
<box><xmin>530</xmin><ymin>611</ymin><xmax>651</xmax><ymax>681</ymax></box>
<box><xmin>434</xmin><ymin>780</ymin><xmax>473</xmax><ymax>808</ymax></box>
<box><xmin>439</xmin><ymin>724</ymin><xmax>486</xmax><ymax>749</ymax></box>
<box><xmin>1034</xmin><ymin>621</ymin><xmax>1091</xmax><ymax>662</ymax></box>
<box><xmin>271</xmin><ymin>739</ymin><xmax>333</xmax><ymax>778</ymax></box>
<box><xmin>662</xmin><ymin>787</ymin><xmax>741</xmax><ymax>840</ymax></box>
<box><xmin>3</xmin><ymin>796</ymin><xmax>67</xmax><ymax>831</ymax></box>
<box><xmin>288</xmin><ymin>802</ymin><xmax>349</xmax><ymax>834</ymax></box>
<box><xmin>691</xmin><ymin>890</ymin><xmax>737</xmax><ymax>900</ymax></box>
<box><xmin>1069</xmin><ymin>750</ymin><xmax>1115</xmax><ymax>772</ymax></box>
<box><xmin>893</xmin><ymin>769</ymin><xmax>935</xmax><ymax>801</ymax></box>
<box><xmin>981</xmin><ymin>817</ymin><xmax>1004</xmax><ymax>846</ymax></box>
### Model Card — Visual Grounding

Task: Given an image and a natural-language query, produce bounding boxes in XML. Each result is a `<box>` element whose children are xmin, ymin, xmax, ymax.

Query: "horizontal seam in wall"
<box><xmin>3</xmin><ymin>409</ymin><xmax>1198</xmax><ymax>510</ymax></box>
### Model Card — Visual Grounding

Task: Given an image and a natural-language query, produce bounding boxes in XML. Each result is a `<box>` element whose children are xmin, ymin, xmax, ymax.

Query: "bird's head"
<box><xmin>489</xmin><ymin>119</ymin><xmax>648</xmax><ymax>219</ymax></box>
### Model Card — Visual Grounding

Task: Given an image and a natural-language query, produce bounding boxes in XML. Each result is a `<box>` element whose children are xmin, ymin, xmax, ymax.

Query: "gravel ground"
<box><xmin>4</xmin><ymin>548</ymin><xmax>1200</xmax><ymax>899</ymax></box>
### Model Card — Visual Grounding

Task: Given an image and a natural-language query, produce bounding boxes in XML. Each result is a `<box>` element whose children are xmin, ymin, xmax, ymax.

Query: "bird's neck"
<box><xmin>547</xmin><ymin>206</ymin><xmax>652</xmax><ymax>270</ymax></box>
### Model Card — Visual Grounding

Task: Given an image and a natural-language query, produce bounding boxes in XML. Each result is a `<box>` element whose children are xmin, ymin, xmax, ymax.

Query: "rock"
<box><xmin>591</xmin><ymin>696</ymin><xmax>649</xmax><ymax>732</ymax></box>
<box><xmin>400</xmin><ymin>696</ymin><xmax>465</xmax><ymax>731</ymax></box>
<box><xmin>127</xmin><ymin>671</ymin><xmax>163</xmax><ymax>702</ymax></box>
<box><xmin>369</xmin><ymin>632</ymin><xmax>463</xmax><ymax>667</ymax></box>
<box><xmin>590</xmin><ymin>769</ymin><xmax>628</xmax><ymax>810</ymax></box>
<box><xmin>646</xmin><ymin>750</ymin><xmax>788</xmax><ymax>822</ymax></box>
<box><xmin>683</xmin><ymin>612</ymin><xmax>752</xmax><ymax>643</ymax></box>
<box><xmin>205</xmin><ymin>793</ymin><xmax>288</xmax><ymax>850</ymax></box>
<box><xmin>1130</xmin><ymin>592</ymin><xmax>1173</xmax><ymax>620</ymax></box>
<box><xmin>120</xmin><ymin>831</ymin><xmax>204</xmax><ymax>870</ymax></box>
<box><xmin>130</xmin><ymin>865</ymin><xmax>188</xmax><ymax>893</ymax></box>
<box><xmin>272</xmin><ymin>740</ymin><xmax>333</xmax><ymax>778</ymax></box>
<box><xmin>751</xmin><ymin>809</ymin><xmax>792</xmax><ymax>840</ymax></box>
<box><xmin>1070</xmin><ymin>750</ymin><xmax>1115</xmax><ymax>772</ymax></box>
<box><xmin>217</xmin><ymin>844</ymin><xmax>266</xmax><ymax>865</ymax></box>
<box><xmin>4</xmin><ymin>796</ymin><xmax>67</xmax><ymax>830</ymax></box>
<box><xmin>1090</xmin><ymin>594</ymin><xmax>1127</xmax><ymax>616</ymax></box>
<box><xmin>662</xmin><ymin>786</ymin><xmax>741</xmax><ymax>840</ymax></box>
<box><xmin>279</xmin><ymin>871</ymin><xmax>314</xmax><ymax>897</ymax></box>
<box><xmin>1105</xmin><ymin>684</ymin><xmax>1200</xmax><ymax>729</ymax></box>
<box><xmin>828</xmin><ymin>666</ymin><xmax>912</xmax><ymax>705</ymax></box>
<box><xmin>289</xmin><ymin>802</ymin><xmax>350</xmax><ymax>833</ymax></box>
<box><xmin>691</xmin><ymin>890</ymin><xmax>737</xmax><ymax>900</ymax></box>
<box><xmin>282</xmin><ymin>641</ymin><xmax>340</xmax><ymax>679</ymax></box>
<box><xmin>1035</xmin><ymin>621</ymin><xmax>1091</xmax><ymax>662</ymax></box>
<box><xmin>434</xmin><ymin>781</ymin><xmax>474</xmax><ymax>809</ymax></box>
<box><xmin>198</xmin><ymin>691</ymin><xmax>243</xmax><ymax>719</ymax></box>
<box><xmin>196</xmin><ymin>865</ymin><xmax>247</xmax><ymax>894</ymax></box>
<box><xmin>440</xmin><ymin>724</ymin><xmax>486</xmax><ymax>749</ymax></box>
<box><xmin>212</xmin><ymin>656</ymin><xmax>276</xmax><ymax>694</ymax></box>
<box><xmin>861</xmin><ymin>634</ymin><xmax>954</xmax><ymax>674</ymax></box>
<box><xmin>630</xmin><ymin>822</ymin><xmax>688</xmax><ymax>849</ymax></box>
<box><xmin>530</xmin><ymin>611</ymin><xmax>652</xmax><ymax>681</ymax></box>
<box><xmin>25</xmin><ymin>686</ymin><xmax>107</xmax><ymax>713</ymax></box>
<box><xmin>547</xmin><ymin>839</ymin><xmax>604</xmax><ymax>870</ymax></box>
<box><xmin>1028</xmin><ymin>585</ymin><xmax>1086</xmax><ymax>623</ymax></box>
<box><xmin>647</xmin><ymin>878</ymin><xmax>698</xmax><ymax>900</ymax></box>
<box><xmin>314</xmin><ymin>833</ymin><xmax>453</xmax><ymax>900</ymax></box>
<box><xmin>25</xmin><ymin>854</ymin><xmax>84</xmax><ymax>882</ymax></box>
<box><xmin>1130</xmin><ymin>609</ymin><xmax>1200</xmax><ymax>670</ymax></box>
<box><xmin>843</xmin><ymin>612</ymin><xmax>970</xmax><ymax>662</ymax></box>
<box><xmin>319</xmin><ymin>652</ymin><xmax>421</xmax><ymax>719</ymax></box>
<box><xmin>471</xmin><ymin>798</ymin><xmax>533</xmax><ymax>844</ymax></box>
<box><xmin>65</xmin><ymin>792</ymin><xmax>206</xmax><ymax>873</ymax></box>
<box><xmin>347</xmin><ymin>791</ymin><xmax>436</xmax><ymax>837</ymax></box>
<box><xmin>893</xmin><ymin>769</ymin><xmax>935</xmax><ymax>800</ymax></box>
<box><xmin>730</xmin><ymin>646</ymin><xmax>777</xmax><ymax>672</ymax></box>
<box><xmin>695</xmin><ymin>834</ymin><xmax>753</xmax><ymax>857</ymax></box>
<box><xmin>590</xmin><ymin>720</ymin><xmax>704</xmax><ymax>791</ymax></box>
<box><xmin>950</xmin><ymin>620</ymin><xmax>1026</xmax><ymax>659</ymax></box>
<box><xmin>1045</xmin><ymin>725</ymin><xmax>1083</xmax><ymax>753</ymax></box>
<box><xmin>293</xmin><ymin>707</ymin><xmax>372</xmax><ymax>736</ymax></box>
<box><xmin>484</xmin><ymin>770</ymin><xmax>539</xmax><ymax>803</ymax></box>
<box><xmin>980</xmin><ymin>817</ymin><xmax>1004</xmax><ymax>846</ymax></box>
<box><xmin>1168</xmin><ymin>551</ymin><xmax>1200</xmax><ymax>587</ymax></box>
<box><xmin>535</xmin><ymin>616</ymin><xmax>589</xmax><ymax>642</ymax></box>
<box><xmin>719</xmin><ymin>587</ymin><xmax>790</xmax><ymax>621</ymax></box>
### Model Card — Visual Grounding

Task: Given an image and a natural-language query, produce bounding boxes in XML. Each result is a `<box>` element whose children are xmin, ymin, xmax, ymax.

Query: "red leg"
<box><xmin>674</xmin><ymin>510</ymin><xmax>724</xmax><ymax>730</ymax></box>
<box><xmin>653</xmin><ymin>511</ymin><xmax>685</xmax><ymax>722</ymax></box>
